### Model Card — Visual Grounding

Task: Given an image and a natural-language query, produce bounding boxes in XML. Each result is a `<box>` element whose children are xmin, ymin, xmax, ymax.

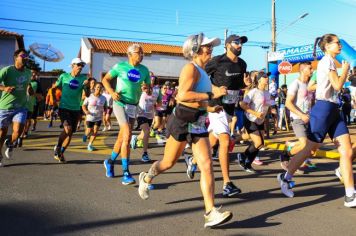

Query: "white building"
<box><xmin>79</xmin><ymin>37</ymin><xmax>187</xmax><ymax>82</ymax></box>
<box><xmin>0</xmin><ymin>29</ymin><xmax>25</xmax><ymax>69</ymax></box>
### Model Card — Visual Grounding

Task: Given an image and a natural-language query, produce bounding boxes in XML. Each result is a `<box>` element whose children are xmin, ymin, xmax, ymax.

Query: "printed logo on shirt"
<box><xmin>127</xmin><ymin>69</ymin><xmax>141</xmax><ymax>83</ymax></box>
<box><xmin>69</xmin><ymin>79</ymin><xmax>80</xmax><ymax>89</ymax></box>
<box><xmin>16</xmin><ymin>75</ymin><xmax>28</xmax><ymax>91</ymax></box>
<box><xmin>225</xmin><ymin>71</ymin><xmax>241</xmax><ymax>77</ymax></box>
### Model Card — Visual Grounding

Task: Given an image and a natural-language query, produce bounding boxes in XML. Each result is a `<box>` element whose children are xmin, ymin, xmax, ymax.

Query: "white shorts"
<box><xmin>207</xmin><ymin>110</ymin><xmax>232</xmax><ymax>137</ymax></box>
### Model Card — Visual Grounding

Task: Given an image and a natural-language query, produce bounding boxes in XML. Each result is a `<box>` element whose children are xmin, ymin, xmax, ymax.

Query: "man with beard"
<box><xmin>185</xmin><ymin>34</ymin><xmax>248</xmax><ymax>197</ymax></box>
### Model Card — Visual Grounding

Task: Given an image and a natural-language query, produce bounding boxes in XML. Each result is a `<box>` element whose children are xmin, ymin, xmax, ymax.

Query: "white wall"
<box><xmin>91</xmin><ymin>52</ymin><xmax>187</xmax><ymax>81</ymax></box>
<box><xmin>0</xmin><ymin>38</ymin><xmax>17</xmax><ymax>69</ymax></box>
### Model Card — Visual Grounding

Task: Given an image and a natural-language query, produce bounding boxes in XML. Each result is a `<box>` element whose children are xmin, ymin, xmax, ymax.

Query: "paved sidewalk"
<box><xmin>264</xmin><ymin>124</ymin><xmax>356</xmax><ymax>159</ymax></box>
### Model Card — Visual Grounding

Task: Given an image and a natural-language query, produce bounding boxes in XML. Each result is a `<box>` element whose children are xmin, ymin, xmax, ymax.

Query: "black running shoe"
<box><xmin>223</xmin><ymin>182</ymin><xmax>242</xmax><ymax>197</ymax></box>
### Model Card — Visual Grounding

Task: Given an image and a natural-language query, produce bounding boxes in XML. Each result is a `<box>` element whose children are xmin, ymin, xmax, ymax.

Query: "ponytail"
<box><xmin>313</xmin><ymin>37</ymin><xmax>321</xmax><ymax>60</ymax></box>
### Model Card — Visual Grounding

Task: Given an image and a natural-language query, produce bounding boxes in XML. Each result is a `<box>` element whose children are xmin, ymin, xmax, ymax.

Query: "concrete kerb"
<box><xmin>264</xmin><ymin>140</ymin><xmax>340</xmax><ymax>160</ymax></box>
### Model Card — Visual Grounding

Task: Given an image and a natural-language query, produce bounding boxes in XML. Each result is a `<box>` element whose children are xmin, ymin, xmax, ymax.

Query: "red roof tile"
<box><xmin>88</xmin><ymin>38</ymin><xmax>183</xmax><ymax>56</ymax></box>
<box><xmin>0</xmin><ymin>29</ymin><xmax>23</xmax><ymax>38</ymax></box>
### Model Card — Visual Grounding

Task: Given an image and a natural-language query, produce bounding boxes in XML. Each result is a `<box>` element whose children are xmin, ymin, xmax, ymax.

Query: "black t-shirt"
<box><xmin>349</xmin><ymin>75</ymin><xmax>356</xmax><ymax>87</ymax></box>
<box><xmin>205</xmin><ymin>54</ymin><xmax>247</xmax><ymax>116</ymax></box>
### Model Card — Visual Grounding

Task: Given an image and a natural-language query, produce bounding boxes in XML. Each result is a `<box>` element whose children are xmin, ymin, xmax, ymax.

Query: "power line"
<box><xmin>0</xmin><ymin>18</ymin><xmax>188</xmax><ymax>38</ymax></box>
<box><xmin>0</xmin><ymin>26</ymin><xmax>185</xmax><ymax>44</ymax></box>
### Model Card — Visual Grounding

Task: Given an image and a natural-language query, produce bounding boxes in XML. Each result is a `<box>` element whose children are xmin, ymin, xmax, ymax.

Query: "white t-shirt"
<box><xmin>83</xmin><ymin>94</ymin><xmax>107</xmax><ymax>122</ymax></box>
<box><xmin>243</xmin><ymin>88</ymin><xmax>272</xmax><ymax>125</ymax></box>
<box><xmin>137</xmin><ymin>91</ymin><xmax>159</xmax><ymax>119</ymax></box>
<box><xmin>288</xmin><ymin>79</ymin><xmax>313</xmax><ymax>120</ymax></box>
<box><xmin>103</xmin><ymin>92</ymin><xmax>113</xmax><ymax>108</ymax></box>
<box><xmin>316</xmin><ymin>55</ymin><xmax>338</xmax><ymax>103</ymax></box>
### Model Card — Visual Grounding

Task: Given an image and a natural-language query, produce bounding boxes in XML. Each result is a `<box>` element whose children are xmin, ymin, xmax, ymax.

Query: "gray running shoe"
<box><xmin>344</xmin><ymin>192</ymin><xmax>356</xmax><ymax>208</ymax></box>
<box><xmin>185</xmin><ymin>155</ymin><xmax>197</xmax><ymax>179</ymax></box>
<box><xmin>4</xmin><ymin>139</ymin><xmax>13</xmax><ymax>159</ymax></box>
<box><xmin>204</xmin><ymin>206</ymin><xmax>233</xmax><ymax>228</ymax></box>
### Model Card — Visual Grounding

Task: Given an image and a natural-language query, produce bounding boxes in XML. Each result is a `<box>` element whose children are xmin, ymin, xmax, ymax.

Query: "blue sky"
<box><xmin>1</xmin><ymin>0</ymin><xmax>355</xmax><ymax>73</ymax></box>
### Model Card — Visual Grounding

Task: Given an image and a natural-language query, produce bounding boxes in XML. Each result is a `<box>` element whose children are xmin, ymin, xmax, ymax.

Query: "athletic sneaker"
<box><xmin>54</xmin><ymin>151</ymin><xmax>66</xmax><ymax>163</ymax></box>
<box><xmin>130</xmin><ymin>135</ymin><xmax>138</xmax><ymax>149</ymax></box>
<box><xmin>103</xmin><ymin>159</ymin><xmax>114</xmax><ymax>178</ymax></box>
<box><xmin>4</xmin><ymin>139</ymin><xmax>13</xmax><ymax>159</ymax></box>
<box><xmin>149</xmin><ymin>129</ymin><xmax>155</xmax><ymax>137</ymax></box>
<box><xmin>335</xmin><ymin>167</ymin><xmax>344</xmax><ymax>183</ymax></box>
<box><xmin>107</xmin><ymin>125</ymin><xmax>112</xmax><ymax>130</ymax></box>
<box><xmin>244</xmin><ymin>163</ymin><xmax>257</xmax><ymax>173</ymax></box>
<box><xmin>82</xmin><ymin>135</ymin><xmax>87</xmax><ymax>143</ymax></box>
<box><xmin>185</xmin><ymin>155</ymin><xmax>197</xmax><ymax>179</ymax></box>
<box><xmin>0</xmin><ymin>154</ymin><xmax>3</xmax><ymax>167</ymax></box>
<box><xmin>138</xmin><ymin>172</ymin><xmax>150</xmax><ymax>200</ymax></box>
<box><xmin>17</xmin><ymin>138</ymin><xmax>23</xmax><ymax>148</ymax></box>
<box><xmin>344</xmin><ymin>192</ymin><xmax>356</xmax><ymax>208</ymax></box>
<box><xmin>305</xmin><ymin>160</ymin><xmax>317</xmax><ymax>169</ymax></box>
<box><xmin>48</xmin><ymin>123</ymin><xmax>53</xmax><ymax>128</ymax></box>
<box><xmin>136</xmin><ymin>139</ymin><xmax>144</xmax><ymax>148</ymax></box>
<box><xmin>102</xmin><ymin>126</ymin><xmax>107</xmax><ymax>132</ymax></box>
<box><xmin>236</xmin><ymin>153</ymin><xmax>246</xmax><ymax>169</ymax></box>
<box><xmin>87</xmin><ymin>144</ymin><xmax>95</xmax><ymax>151</ymax></box>
<box><xmin>122</xmin><ymin>171</ymin><xmax>136</xmax><ymax>185</ymax></box>
<box><xmin>141</xmin><ymin>153</ymin><xmax>151</xmax><ymax>163</ymax></box>
<box><xmin>204</xmin><ymin>206</ymin><xmax>233</xmax><ymax>228</ymax></box>
<box><xmin>223</xmin><ymin>182</ymin><xmax>241</xmax><ymax>197</ymax></box>
<box><xmin>253</xmin><ymin>157</ymin><xmax>263</xmax><ymax>166</ymax></box>
<box><xmin>277</xmin><ymin>173</ymin><xmax>294</xmax><ymax>198</ymax></box>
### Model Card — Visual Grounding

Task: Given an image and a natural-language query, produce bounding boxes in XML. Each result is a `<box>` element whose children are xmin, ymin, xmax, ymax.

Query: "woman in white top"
<box><xmin>239</xmin><ymin>72</ymin><xmax>272</xmax><ymax>172</ymax></box>
<box><xmin>277</xmin><ymin>34</ymin><xmax>356</xmax><ymax>208</ymax></box>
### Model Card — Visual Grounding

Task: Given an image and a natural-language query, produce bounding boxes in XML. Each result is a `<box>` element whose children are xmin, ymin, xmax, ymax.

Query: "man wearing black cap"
<box><xmin>204</xmin><ymin>34</ymin><xmax>248</xmax><ymax>197</ymax></box>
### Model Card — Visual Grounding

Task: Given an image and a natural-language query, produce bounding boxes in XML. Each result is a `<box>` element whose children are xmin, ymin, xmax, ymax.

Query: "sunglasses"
<box><xmin>231</xmin><ymin>40</ymin><xmax>242</xmax><ymax>45</ymax></box>
<box><xmin>76</xmin><ymin>63</ymin><xmax>85</xmax><ymax>67</ymax></box>
<box><xmin>330</xmin><ymin>41</ymin><xmax>341</xmax><ymax>46</ymax></box>
<box><xmin>19</xmin><ymin>54</ymin><xmax>29</xmax><ymax>59</ymax></box>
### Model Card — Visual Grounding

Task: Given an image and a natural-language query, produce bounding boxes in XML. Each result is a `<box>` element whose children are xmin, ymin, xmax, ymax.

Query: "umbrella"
<box><xmin>29</xmin><ymin>43</ymin><xmax>64</xmax><ymax>71</ymax></box>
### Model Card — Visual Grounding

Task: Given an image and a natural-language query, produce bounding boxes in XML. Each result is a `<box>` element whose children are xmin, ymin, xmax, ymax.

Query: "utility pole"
<box><xmin>224</xmin><ymin>29</ymin><xmax>228</xmax><ymax>53</ymax></box>
<box><xmin>271</xmin><ymin>0</ymin><xmax>276</xmax><ymax>52</ymax></box>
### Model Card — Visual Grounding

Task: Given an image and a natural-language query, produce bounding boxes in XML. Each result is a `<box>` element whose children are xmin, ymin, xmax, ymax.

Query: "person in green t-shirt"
<box><xmin>0</xmin><ymin>49</ymin><xmax>33</xmax><ymax>164</ymax></box>
<box><xmin>102</xmin><ymin>43</ymin><xmax>150</xmax><ymax>185</ymax></box>
<box><xmin>53</xmin><ymin>58</ymin><xmax>88</xmax><ymax>163</ymax></box>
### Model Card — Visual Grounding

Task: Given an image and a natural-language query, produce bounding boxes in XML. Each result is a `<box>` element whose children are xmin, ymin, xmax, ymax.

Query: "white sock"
<box><xmin>345</xmin><ymin>187</ymin><xmax>355</xmax><ymax>197</ymax></box>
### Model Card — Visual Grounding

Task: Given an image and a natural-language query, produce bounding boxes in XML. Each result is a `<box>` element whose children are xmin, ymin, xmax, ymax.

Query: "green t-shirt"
<box><xmin>109</xmin><ymin>61</ymin><xmax>150</xmax><ymax>106</ymax></box>
<box><xmin>56</xmin><ymin>73</ymin><xmax>87</xmax><ymax>111</ymax></box>
<box><xmin>26</xmin><ymin>95</ymin><xmax>36</xmax><ymax>112</ymax></box>
<box><xmin>0</xmin><ymin>66</ymin><xmax>31</xmax><ymax>110</ymax></box>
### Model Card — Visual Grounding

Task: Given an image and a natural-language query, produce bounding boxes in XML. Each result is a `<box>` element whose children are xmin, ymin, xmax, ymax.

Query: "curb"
<box><xmin>264</xmin><ymin>140</ymin><xmax>340</xmax><ymax>160</ymax></box>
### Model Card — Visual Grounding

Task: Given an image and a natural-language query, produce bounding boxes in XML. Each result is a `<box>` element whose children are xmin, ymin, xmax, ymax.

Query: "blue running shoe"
<box><xmin>185</xmin><ymin>155</ymin><xmax>197</xmax><ymax>179</ymax></box>
<box><xmin>141</xmin><ymin>153</ymin><xmax>151</xmax><ymax>163</ymax></box>
<box><xmin>122</xmin><ymin>171</ymin><xmax>136</xmax><ymax>185</ymax></box>
<box><xmin>82</xmin><ymin>135</ymin><xmax>87</xmax><ymax>143</ymax></box>
<box><xmin>103</xmin><ymin>159</ymin><xmax>114</xmax><ymax>178</ymax></box>
<box><xmin>87</xmin><ymin>144</ymin><xmax>95</xmax><ymax>151</ymax></box>
<box><xmin>148</xmin><ymin>184</ymin><xmax>154</xmax><ymax>190</ymax></box>
<box><xmin>130</xmin><ymin>135</ymin><xmax>138</xmax><ymax>149</ymax></box>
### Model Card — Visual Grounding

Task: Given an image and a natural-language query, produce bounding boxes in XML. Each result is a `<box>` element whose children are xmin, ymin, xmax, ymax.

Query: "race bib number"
<box><xmin>188</xmin><ymin>114</ymin><xmax>207</xmax><ymax>134</ymax></box>
<box><xmin>125</xmin><ymin>104</ymin><xmax>137</xmax><ymax>118</ymax></box>
<box><xmin>222</xmin><ymin>90</ymin><xmax>239</xmax><ymax>104</ymax></box>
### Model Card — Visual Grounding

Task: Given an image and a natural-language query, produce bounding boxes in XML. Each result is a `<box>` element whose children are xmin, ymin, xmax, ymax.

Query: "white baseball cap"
<box><xmin>71</xmin><ymin>58</ymin><xmax>86</xmax><ymax>65</ymax></box>
<box><xmin>201</xmin><ymin>36</ymin><xmax>221</xmax><ymax>47</ymax></box>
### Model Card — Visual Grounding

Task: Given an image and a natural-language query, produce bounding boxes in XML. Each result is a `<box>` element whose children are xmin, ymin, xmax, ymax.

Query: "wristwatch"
<box><xmin>206</xmin><ymin>92</ymin><xmax>213</xmax><ymax>101</ymax></box>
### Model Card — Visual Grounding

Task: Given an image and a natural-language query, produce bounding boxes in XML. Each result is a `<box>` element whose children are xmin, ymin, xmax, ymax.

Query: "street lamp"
<box><xmin>277</xmin><ymin>13</ymin><xmax>309</xmax><ymax>36</ymax></box>
<box><xmin>271</xmin><ymin>0</ymin><xmax>309</xmax><ymax>51</ymax></box>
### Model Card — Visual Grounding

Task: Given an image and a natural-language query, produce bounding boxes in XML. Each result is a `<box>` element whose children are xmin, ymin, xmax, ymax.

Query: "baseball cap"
<box><xmin>225</xmin><ymin>34</ymin><xmax>248</xmax><ymax>45</ymax></box>
<box><xmin>71</xmin><ymin>58</ymin><xmax>86</xmax><ymax>66</ymax></box>
<box><xmin>201</xmin><ymin>36</ymin><xmax>221</xmax><ymax>47</ymax></box>
<box><xmin>256</xmin><ymin>72</ymin><xmax>271</xmax><ymax>81</ymax></box>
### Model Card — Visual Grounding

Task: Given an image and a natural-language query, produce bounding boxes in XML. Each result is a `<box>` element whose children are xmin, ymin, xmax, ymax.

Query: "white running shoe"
<box><xmin>102</xmin><ymin>126</ymin><xmax>107</xmax><ymax>132</ymax></box>
<box><xmin>204</xmin><ymin>206</ymin><xmax>233</xmax><ymax>228</ymax></box>
<box><xmin>138</xmin><ymin>172</ymin><xmax>150</xmax><ymax>200</ymax></box>
<box><xmin>344</xmin><ymin>192</ymin><xmax>356</xmax><ymax>208</ymax></box>
<box><xmin>277</xmin><ymin>173</ymin><xmax>294</xmax><ymax>198</ymax></box>
<box><xmin>335</xmin><ymin>167</ymin><xmax>344</xmax><ymax>183</ymax></box>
